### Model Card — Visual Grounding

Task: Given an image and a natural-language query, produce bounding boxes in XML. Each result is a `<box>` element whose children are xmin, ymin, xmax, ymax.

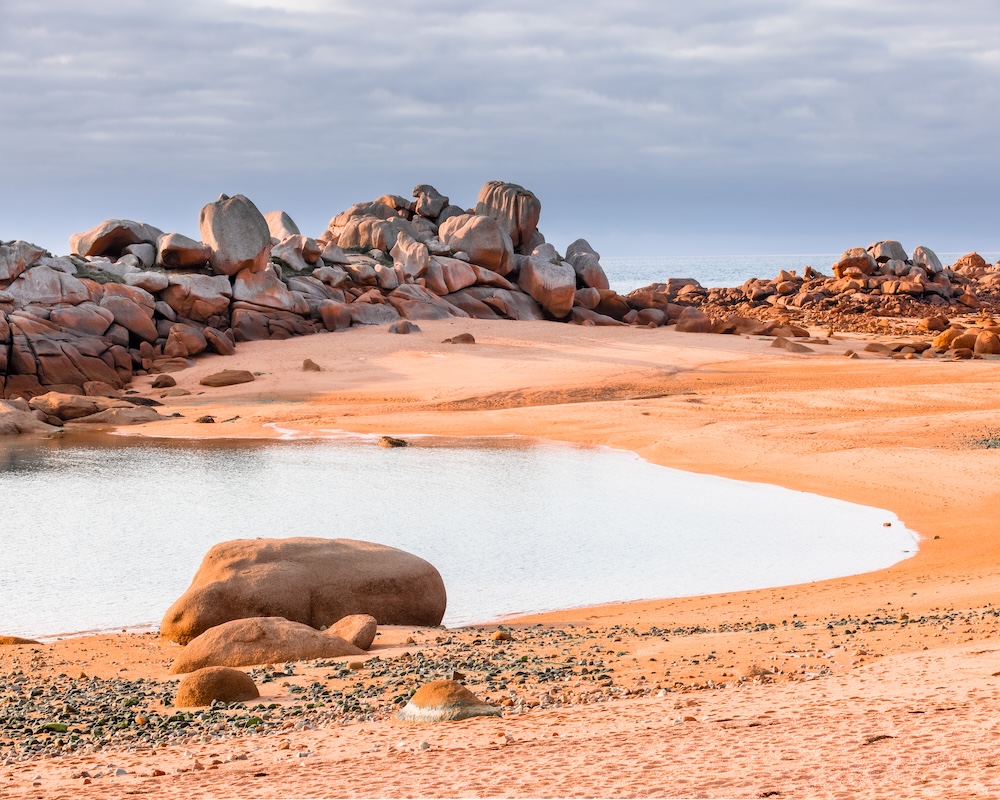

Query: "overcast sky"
<box><xmin>2</xmin><ymin>1</ymin><xmax>999</xmax><ymax>257</ymax></box>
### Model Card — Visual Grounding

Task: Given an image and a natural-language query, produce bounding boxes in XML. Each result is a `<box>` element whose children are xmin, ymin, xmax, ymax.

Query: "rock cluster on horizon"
<box><xmin>3</xmin><ymin>185</ymin><xmax>1000</xmax><ymax>413</ymax></box>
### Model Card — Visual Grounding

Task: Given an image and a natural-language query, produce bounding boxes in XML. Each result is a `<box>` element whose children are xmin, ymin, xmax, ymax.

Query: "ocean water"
<box><xmin>601</xmin><ymin>252</ymin><xmax>1000</xmax><ymax>295</ymax></box>
<box><xmin>0</xmin><ymin>433</ymin><xmax>918</xmax><ymax>639</ymax></box>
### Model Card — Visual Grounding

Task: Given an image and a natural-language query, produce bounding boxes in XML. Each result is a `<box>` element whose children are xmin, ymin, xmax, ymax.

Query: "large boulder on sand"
<box><xmin>169</xmin><ymin>616</ymin><xmax>365</xmax><ymax>673</ymax></box>
<box><xmin>174</xmin><ymin>666</ymin><xmax>260</xmax><ymax>707</ymax></box>
<box><xmin>199</xmin><ymin>194</ymin><xmax>272</xmax><ymax>276</ymax></box>
<box><xmin>161</xmin><ymin>537</ymin><xmax>447</xmax><ymax>645</ymax></box>
<box><xmin>328</xmin><ymin>614</ymin><xmax>378</xmax><ymax>650</ymax></box>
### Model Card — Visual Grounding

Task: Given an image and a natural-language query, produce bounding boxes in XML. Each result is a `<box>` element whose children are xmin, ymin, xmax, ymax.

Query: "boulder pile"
<box><xmin>1</xmin><ymin>182</ymin><xmax>616</xmax><ymax>404</ymax></box>
<box><xmin>5</xmin><ymin>194</ymin><xmax>999</xmax><ymax>409</ymax></box>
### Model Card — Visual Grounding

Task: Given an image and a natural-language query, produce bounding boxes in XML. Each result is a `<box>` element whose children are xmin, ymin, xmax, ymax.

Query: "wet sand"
<box><xmin>3</xmin><ymin>318</ymin><xmax>1000</xmax><ymax>799</ymax></box>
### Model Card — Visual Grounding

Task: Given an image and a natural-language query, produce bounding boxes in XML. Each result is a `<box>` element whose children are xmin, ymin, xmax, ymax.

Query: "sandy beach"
<box><xmin>3</xmin><ymin>318</ymin><xmax>1000</xmax><ymax>799</ymax></box>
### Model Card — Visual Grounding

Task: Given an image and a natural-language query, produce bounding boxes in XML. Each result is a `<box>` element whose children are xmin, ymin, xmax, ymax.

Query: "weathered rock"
<box><xmin>156</xmin><ymin>233</ymin><xmax>212</xmax><ymax>269</ymax></box>
<box><xmin>28</xmin><ymin>392</ymin><xmax>100</xmax><ymax>421</ymax></box>
<box><xmin>396</xmin><ymin>680</ymin><xmax>501</xmax><ymax>722</ymax></box>
<box><xmin>151</xmin><ymin>374</ymin><xmax>177</xmax><ymax>389</ymax></box>
<box><xmin>475</xmin><ymin>181</ymin><xmax>542</xmax><ymax>255</ymax></box>
<box><xmin>199</xmin><ymin>369</ymin><xmax>255</xmax><ymax>388</ymax></box>
<box><xmin>48</xmin><ymin>303</ymin><xmax>115</xmax><ymax>336</ymax></box>
<box><xmin>203</xmin><ymin>327</ymin><xmax>236</xmax><ymax>356</ymax></box>
<box><xmin>233</xmin><ymin>268</ymin><xmax>310</xmax><ymax>315</ymax></box>
<box><xmin>458</xmin><ymin>287</ymin><xmax>544</xmax><ymax>321</ymax></box>
<box><xmin>867</xmin><ymin>240</ymin><xmax>908</xmax><ymax>264</ymax></box>
<box><xmin>831</xmin><ymin>248</ymin><xmax>878</xmax><ymax>278</ymax></box>
<box><xmin>83</xmin><ymin>380</ymin><xmax>120</xmax><ymax>398</ymax></box>
<box><xmin>347</xmin><ymin>302</ymin><xmax>400</xmax><ymax>326</ymax></box>
<box><xmin>378</xmin><ymin>436</ymin><xmax>408</xmax><ymax>448</ymax></box>
<box><xmin>413</xmin><ymin>185</ymin><xmax>449</xmax><ymax>220</ymax></box>
<box><xmin>72</xmin><ymin>407</ymin><xmax>163</xmax><ymax>426</ymax></box>
<box><xmin>674</xmin><ymin>306</ymin><xmax>713</xmax><ymax>333</ymax></box>
<box><xmin>443</xmin><ymin>332</ymin><xmax>476</xmax><ymax>344</ymax></box>
<box><xmin>517</xmin><ymin>254</ymin><xmax>576</xmax><ymax>318</ymax></box>
<box><xmin>565</xmin><ymin>239</ymin><xmax>610</xmax><ymax>291</ymax></box>
<box><xmin>438</xmin><ymin>214</ymin><xmax>514</xmax><ymax>275</ymax></box>
<box><xmin>0</xmin><ymin>635</ymin><xmax>42</xmax><ymax>645</ymax></box>
<box><xmin>424</xmin><ymin>257</ymin><xmax>478</xmax><ymax>295</ymax></box>
<box><xmin>569</xmin><ymin>308</ymin><xmax>623</xmax><ymax>326</ymax></box>
<box><xmin>0</xmin><ymin>241</ymin><xmax>47</xmax><ymax>282</ymax></box>
<box><xmin>974</xmin><ymin>330</ymin><xmax>1000</xmax><ymax>355</ymax></box>
<box><xmin>123</xmin><ymin>242</ymin><xmax>156</xmax><ymax>269</ymax></box>
<box><xmin>160</xmin><ymin>274</ymin><xmax>233</xmax><ymax>323</ymax></box>
<box><xmin>169</xmin><ymin>616</ymin><xmax>365</xmax><ymax>673</ymax></box>
<box><xmin>771</xmin><ymin>336</ymin><xmax>815</xmax><ymax>354</ymax></box>
<box><xmin>318</xmin><ymin>300</ymin><xmax>353</xmax><ymax>331</ymax></box>
<box><xmin>164</xmin><ymin>323</ymin><xmax>208</xmax><ymax>358</ymax></box>
<box><xmin>6</xmin><ymin>267</ymin><xmax>90</xmax><ymax>307</ymax></box>
<box><xmin>391</xmin><ymin>233</ymin><xmax>431</xmax><ymax>280</ymax></box>
<box><xmin>272</xmin><ymin>235</ymin><xmax>322</xmax><ymax>272</ymax></box>
<box><xmin>302</xmin><ymin>358</ymin><xmax>321</xmax><ymax>372</ymax></box>
<box><xmin>124</xmin><ymin>271</ymin><xmax>170</xmax><ymax>293</ymax></box>
<box><xmin>910</xmin><ymin>246</ymin><xmax>943</xmax><ymax>273</ymax></box>
<box><xmin>174</xmin><ymin>666</ymin><xmax>260</xmax><ymax>708</ymax></box>
<box><xmin>441</xmin><ymin>290</ymin><xmax>503</xmax><ymax>320</ymax></box>
<box><xmin>389</xmin><ymin>320</ymin><xmax>421</xmax><ymax>334</ymax></box>
<box><xmin>327</xmin><ymin>614</ymin><xmax>378</xmax><ymax>651</ymax></box>
<box><xmin>70</xmin><ymin>220</ymin><xmax>164</xmax><ymax>258</ymax></box>
<box><xmin>0</xmin><ymin>400</ymin><xmax>62</xmax><ymax>435</ymax></box>
<box><xmin>99</xmin><ymin>296</ymin><xmax>158</xmax><ymax>343</ymax></box>
<box><xmin>199</xmin><ymin>194</ymin><xmax>272</xmax><ymax>276</ymax></box>
<box><xmin>263</xmin><ymin>210</ymin><xmax>301</xmax><ymax>241</ymax></box>
<box><xmin>160</xmin><ymin>537</ymin><xmax>447</xmax><ymax>645</ymax></box>
<box><xmin>387</xmin><ymin>284</ymin><xmax>468</xmax><ymax>321</ymax></box>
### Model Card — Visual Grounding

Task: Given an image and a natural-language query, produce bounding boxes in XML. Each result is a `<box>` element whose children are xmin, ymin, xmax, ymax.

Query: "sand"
<box><xmin>3</xmin><ymin>318</ymin><xmax>1000</xmax><ymax>799</ymax></box>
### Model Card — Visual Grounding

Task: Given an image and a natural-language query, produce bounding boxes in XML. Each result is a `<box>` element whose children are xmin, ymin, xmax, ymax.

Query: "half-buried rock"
<box><xmin>175</xmin><ymin>666</ymin><xmax>260</xmax><ymax>707</ymax></box>
<box><xmin>170</xmin><ymin>616</ymin><xmax>364</xmax><ymax>673</ymax></box>
<box><xmin>199</xmin><ymin>369</ymin><xmax>255</xmax><ymax>387</ymax></box>
<box><xmin>161</xmin><ymin>537</ymin><xmax>446</xmax><ymax>645</ymax></box>
<box><xmin>396</xmin><ymin>680</ymin><xmax>501</xmax><ymax>722</ymax></box>
<box><xmin>0</xmin><ymin>636</ymin><xmax>41</xmax><ymax>645</ymax></box>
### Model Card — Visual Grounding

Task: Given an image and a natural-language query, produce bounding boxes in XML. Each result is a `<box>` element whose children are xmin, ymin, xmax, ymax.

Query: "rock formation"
<box><xmin>3</xmin><ymin>186</ymin><xmax>999</xmax><ymax>417</ymax></box>
<box><xmin>395</xmin><ymin>679</ymin><xmax>501</xmax><ymax>722</ymax></box>
<box><xmin>160</xmin><ymin>537</ymin><xmax>447</xmax><ymax>645</ymax></box>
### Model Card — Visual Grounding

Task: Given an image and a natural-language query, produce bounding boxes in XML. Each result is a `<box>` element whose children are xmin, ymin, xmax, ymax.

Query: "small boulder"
<box><xmin>156</xmin><ymin>233</ymin><xmax>213</xmax><ymax>269</ymax></box>
<box><xmin>151</xmin><ymin>374</ymin><xmax>177</xmax><ymax>389</ymax></box>
<box><xmin>378</xmin><ymin>436</ymin><xmax>408</xmax><ymax>448</ymax></box>
<box><xmin>443</xmin><ymin>333</ymin><xmax>475</xmax><ymax>344</ymax></box>
<box><xmin>302</xmin><ymin>358</ymin><xmax>321</xmax><ymax>372</ymax></box>
<box><xmin>169</xmin><ymin>617</ymin><xmax>364</xmax><ymax>674</ymax></box>
<box><xmin>831</xmin><ymin>248</ymin><xmax>878</xmax><ymax>278</ymax></box>
<box><xmin>174</xmin><ymin>666</ymin><xmax>260</xmax><ymax>708</ymax></box>
<box><xmin>263</xmin><ymin>210</ymin><xmax>301</xmax><ymax>241</ymax></box>
<box><xmin>396</xmin><ymin>680</ymin><xmax>501</xmax><ymax>722</ymax></box>
<box><xmin>674</xmin><ymin>307</ymin><xmax>713</xmax><ymax>333</ymax></box>
<box><xmin>199</xmin><ymin>370</ymin><xmax>255</xmax><ymax>387</ymax></box>
<box><xmin>389</xmin><ymin>320</ymin><xmax>421</xmax><ymax>335</ymax></box>
<box><xmin>0</xmin><ymin>636</ymin><xmax>42</xmax><ymax>645</ymax></box>
<box><xmin>327</xmin><ymin>614</ymin><xmax>378</xmax><ymax>651</ymax></box>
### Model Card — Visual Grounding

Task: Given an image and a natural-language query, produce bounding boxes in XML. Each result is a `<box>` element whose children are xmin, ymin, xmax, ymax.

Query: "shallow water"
<box><xmin>0</xmin><ymin>433</ymin><xmax>918</xmax><ymax>638</ymax></box>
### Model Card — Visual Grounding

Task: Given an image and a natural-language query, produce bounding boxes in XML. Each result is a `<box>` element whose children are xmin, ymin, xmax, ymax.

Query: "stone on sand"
<box><xmin>174</xmin><ymin>666</ymin><xmax>260</xmax><ymax>707</ymax></box>
<box><xmin>0</xmin><ymin>636</ymin><xmax>41</xmax><ymax>645</ymax></box>
<box><xmin>169</xmin><ymin>616</ymin><xmax>364</xmax><ymax>673</ymax></box>
<box><xmin>160</xmin><ymin>537</ymin><xmax>447</xmax><ymax>645</ymax></box>
<box><xmin>396</xmin><ymin>680</ymin><xmax>501</xmax><ymax>722</ymax></box>
<box><xmin>199</xmin><ymin>370</ymin><xmax>255</xmax><ymax>387</ymax></box>
<box><xmin>327</xmin><ymin>614</ymin><xmax>378</xmax><ymax>651</ymax></box>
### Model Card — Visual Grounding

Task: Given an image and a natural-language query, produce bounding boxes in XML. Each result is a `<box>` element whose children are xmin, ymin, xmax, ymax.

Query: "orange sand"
<box><xmin>4</xmin><ymin>318</ymin><xmax>1000</xmax><ymax>799</ymax></box>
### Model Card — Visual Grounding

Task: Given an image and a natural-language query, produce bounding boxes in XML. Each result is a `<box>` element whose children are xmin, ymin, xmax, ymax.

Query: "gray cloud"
<box><xmin>2</xmin><ymin>1</ymin><xmax>999</xmax><ymax>255</ymax></box>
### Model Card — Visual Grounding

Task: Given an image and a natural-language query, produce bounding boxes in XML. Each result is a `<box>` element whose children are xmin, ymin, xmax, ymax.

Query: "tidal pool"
<box><xmin>0</xmin><ymin>432</ymin><xmax>918</xmax><ymax>639</ymax></box>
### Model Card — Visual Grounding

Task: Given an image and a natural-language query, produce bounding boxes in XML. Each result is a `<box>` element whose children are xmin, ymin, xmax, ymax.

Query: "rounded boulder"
<box><xmin>161</xmin><ymin>537</ymin><xmax>447</xmax><ymax>645</ymax></box>
<box><xmin>396</xmin><ymin>680</ymin><xmax>501</xmax><ymax>722</ymax></box>
<box><xmin>175</xmin><ymin>666</ymin><xmax>260</xmax><ymax>707</ymax></box>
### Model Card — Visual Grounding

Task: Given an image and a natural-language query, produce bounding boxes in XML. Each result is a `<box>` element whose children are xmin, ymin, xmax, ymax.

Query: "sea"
<box><xmin>600</xmin><ymin>253</ymin><xmax>1000</xmax><ymax>296</ymax></box>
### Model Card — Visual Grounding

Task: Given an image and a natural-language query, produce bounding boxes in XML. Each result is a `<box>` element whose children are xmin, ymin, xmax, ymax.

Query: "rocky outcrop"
<box><xmin>517</xmin><ymin>251</ymin><xmax>576</xmax><ymax>318</ymax></box>
<box><xmin>169</xmin><ymin>616</ymin><xmax>365</xmax><ymax>673</ymax></box>
<box><xmin>438</xmin><ymin>214</ymin><xmax>514</xmax><ymax>276</ymax></box>
<box><xmin>70</xmin><ymin>220</ymin><xmax>165</xmax><ymax>259</ymax></box>
<box><xmin>160</xmin><ymin>537</ymin><xmax>447</xmax><ymax>645</ymax></box>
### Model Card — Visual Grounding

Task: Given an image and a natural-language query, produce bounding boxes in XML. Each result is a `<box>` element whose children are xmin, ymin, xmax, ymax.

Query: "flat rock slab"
<box><xmin>199</xmin><ymin>369</ymin><xmax>255</xmax><ymax>387</ymax></box>
<box><xmin>396</xmin><ymin>680</ymin><xmax>501</xmax><ymax>722</ymax></box>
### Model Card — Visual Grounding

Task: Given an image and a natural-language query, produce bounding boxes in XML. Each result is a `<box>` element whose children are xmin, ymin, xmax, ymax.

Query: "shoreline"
<box><xmin>3</xmin><ymin>317</ymin><xmax>1000</xmax><ymax>798</ymax></box>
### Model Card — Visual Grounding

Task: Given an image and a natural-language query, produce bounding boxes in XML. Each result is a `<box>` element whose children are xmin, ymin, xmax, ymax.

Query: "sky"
<box><xmin>2</xmin><ymin>1</ymin><xmax>1000</xmax><ymax>258</ymax></box>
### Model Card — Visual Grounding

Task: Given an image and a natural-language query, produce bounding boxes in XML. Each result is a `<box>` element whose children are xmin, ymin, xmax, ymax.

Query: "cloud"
<box><xmin>2</xmin><ymin>1</ymin><xmax>1000</xmax><ymax>254</ymax></box>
